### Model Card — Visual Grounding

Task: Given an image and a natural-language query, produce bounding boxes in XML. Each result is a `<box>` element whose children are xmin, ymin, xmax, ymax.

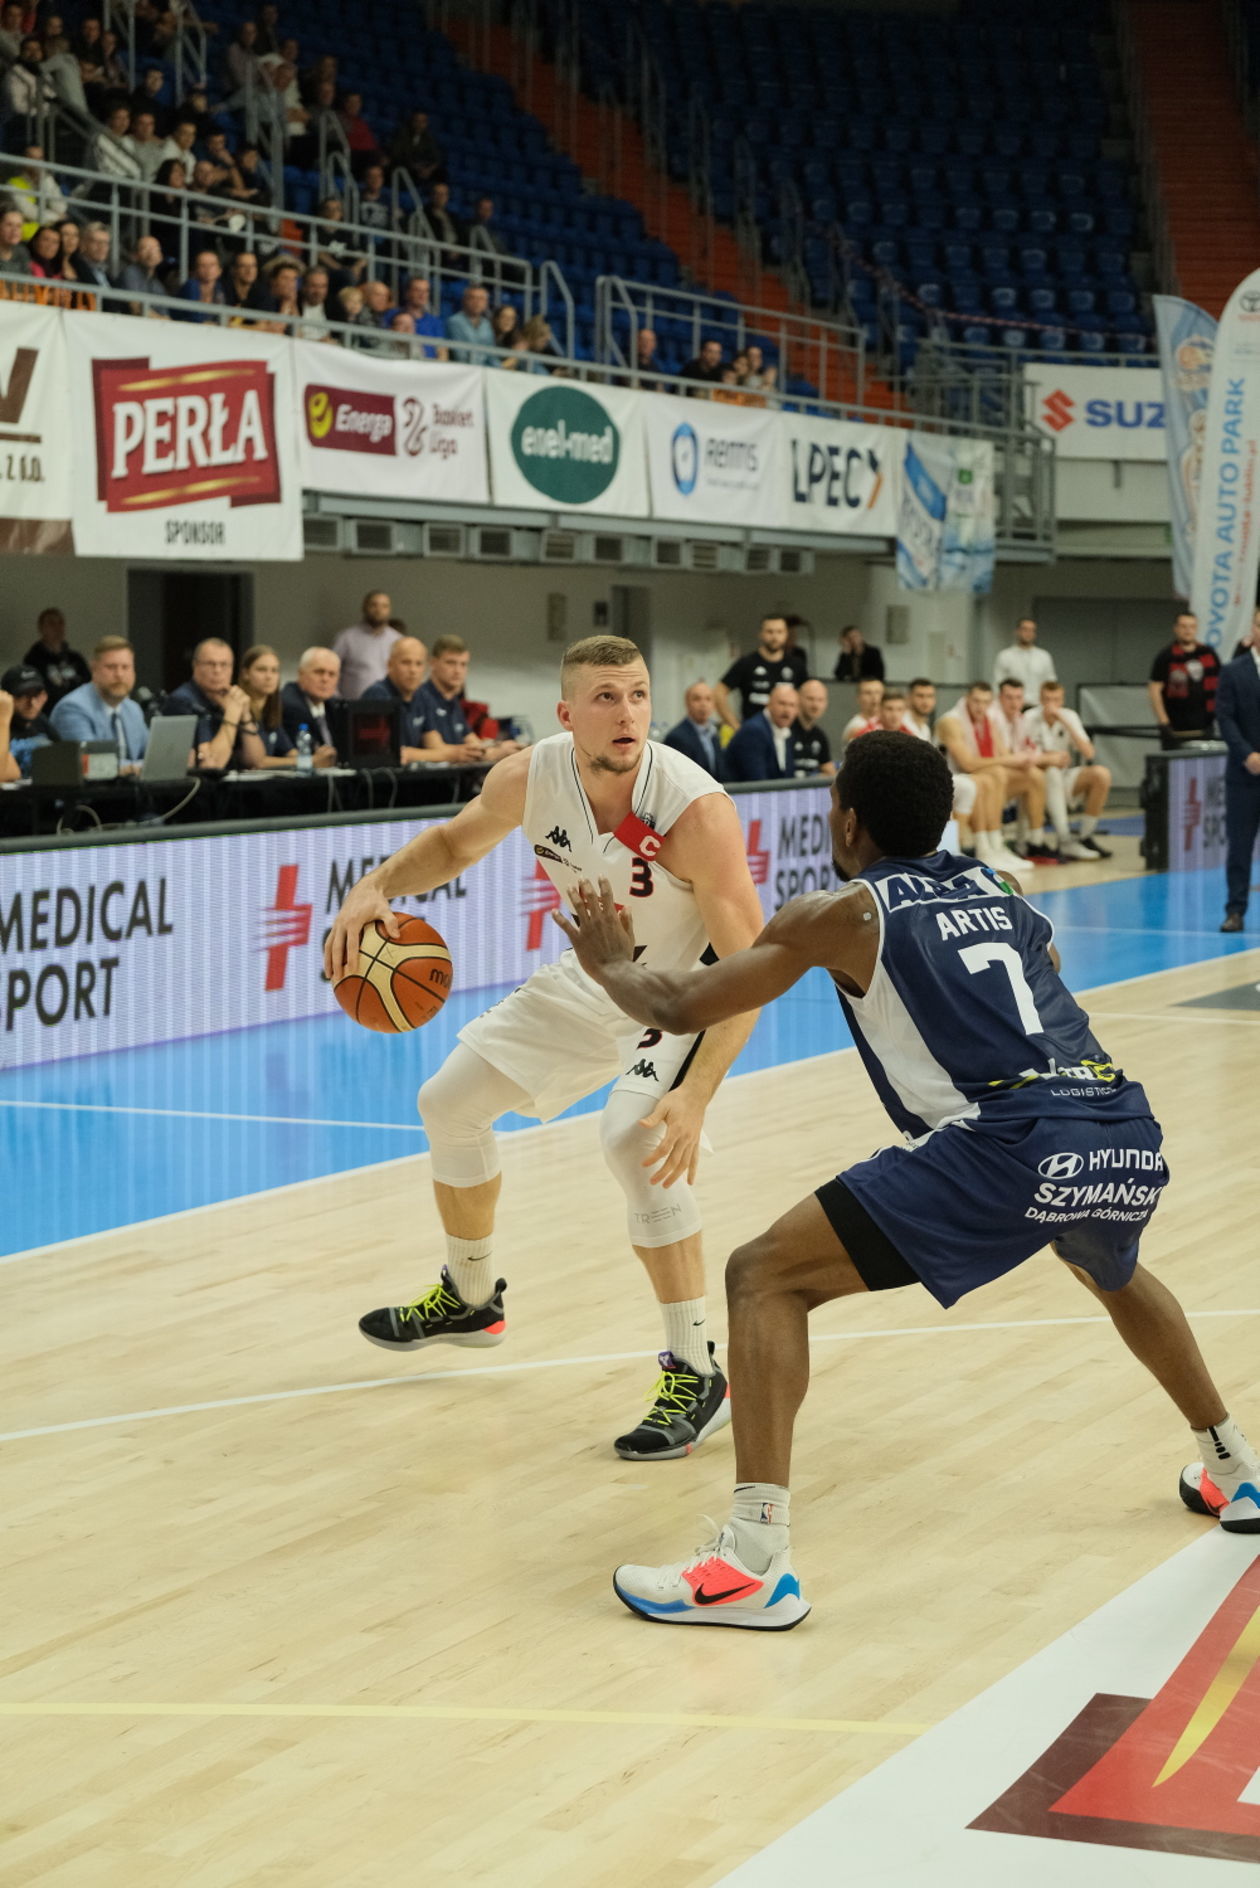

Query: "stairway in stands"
<box><xmin>1123</xmin><ymin>0</ymin><xmax>1260</xmax><ymax>314</ymax></box>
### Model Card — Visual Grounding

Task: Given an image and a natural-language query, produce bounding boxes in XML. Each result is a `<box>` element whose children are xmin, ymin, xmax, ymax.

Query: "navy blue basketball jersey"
<box><xmin>837</xmin><ymin>851</ymin><xmax>1150</xmax><ymax>1137</ymax></box>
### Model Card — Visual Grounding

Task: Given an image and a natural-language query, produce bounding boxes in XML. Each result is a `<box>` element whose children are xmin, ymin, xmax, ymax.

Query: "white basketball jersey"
<box><xmin>524</xmin><ymin>733</ymin><xmax>726</xmax><ymax>982</ymax></box>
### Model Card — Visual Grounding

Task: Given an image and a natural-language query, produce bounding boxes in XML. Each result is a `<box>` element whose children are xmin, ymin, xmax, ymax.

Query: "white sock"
<box><xmin>1079</xmin><ymin>814</ymin><xmax>1098</xmax><ymax>837</ymax></box>
<box><xmin>661</xmin><ymin>1297</ymin><xmax>710</xmax><ymax>1376</ymax></box>
<box><xmin>729</xmin><ymin>1482</ymin><xmax>791</xmax><ymax>1573</ymax></box>
<box><xmin>1194</xmin><ymin>1416</ymin><xmax>1260</xmax><ymax>1498</ymax></box>
<box><xmin>446</xmin><ymin>1234</ymin><xmax>495</xmax><ymax>1307</ymax></box>
<box><xmin>1027</xmin><ymin>826</ymin><xmax>1045</xmax><ymax>847</ymax></box>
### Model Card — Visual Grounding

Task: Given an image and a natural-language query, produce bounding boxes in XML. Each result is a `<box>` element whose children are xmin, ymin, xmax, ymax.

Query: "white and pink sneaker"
<box><xmin>613</xmin><ymin>1524</ymin><xmax>810</xmax><ymax>1630</ymax></box>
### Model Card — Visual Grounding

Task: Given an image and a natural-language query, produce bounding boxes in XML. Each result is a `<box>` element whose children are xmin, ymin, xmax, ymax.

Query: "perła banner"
<box><xmin>1153</xmin><ymin>296</ymin><xmax>1217</xmax><ymax>601</ymax></box>
<box><xmin>295</xmin><ymin>343</ymin><xmax>487</xmax><ymax>504</ymax></box>
<box><xmin>0</xmin><ymin>300</ymin><xmax>72</xmax><ymax>552</ymax></box>
<box><xmin>63</xmin><ymin>309</ymin><xmax>302</xmax><ymax>560</ymax></box>
<box><xmin>485</xmin><ymin>372</ymin><xmax>648</xmax><ymax>515</ymax></box>
<box><xmin>0</xmin><ymin>779</ymin><xmax>830</xmax><ymax>1072</ymax></box>
<box><xmin>1189</xmin><ymin>266</ymin><xmax>1260</xmax><ymax>651</ymax></box>
<box><xmin>1024</xmin><ymin>363</ymin><xmax>1166</xmax><ymax>461</ymax></box>
<box><xmin>896</xmin><ymin>434</ymin><xmax>995</xmax><ymax>593</ymax></box>
<box><xmin>643</xmin><ymin>390</ymin><xmax>783</xmax><ymax>527</ymax></box>
<box><xmin>780</xmin><ymin>413</ymin><xmax>900</xmax><ymax>538</ymax></box>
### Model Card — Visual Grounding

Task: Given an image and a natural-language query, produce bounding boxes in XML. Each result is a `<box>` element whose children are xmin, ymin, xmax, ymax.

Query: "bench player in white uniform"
<box><xmin>560</xmin><ymin>732</ymin><xmax>1260</xmax><ymax>1628</ymax></box>
<box><xmin>1023</xmin><ymin>679</ymin><xmax>1114</xmax><ymax>859</ymax></box>
<box><xmin>326</xmin><ymin>636</ymin><xmax>766</xmax><ymax>1459</ymax></box>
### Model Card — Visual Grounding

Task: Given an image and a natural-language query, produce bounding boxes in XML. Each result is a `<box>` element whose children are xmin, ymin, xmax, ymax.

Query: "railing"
<box><xmin>685</xmin><ymin>89</ymin><xmax>715</xmax><ymax>289</ymax></box>
<box><xmin>623</xmin><ymin>11</ymin><xmax>668</xmax><ymax>237</ymax></box>
<box><xmin>732</xmin><ymin>135</ymin><xmax>764</xmax><ymax>307</ymax></box>
<box><xmin>1111</xmin><ymin>0</ymin><xmax>1178</xmax><ymax>295</ymax></box>
<box><xmin>0</xmin><ymin>153</ymin><xmax>552</xmax><ymax>323</ymax></box>
<box><xmin>908</xmin><ymin>333</ymin><xmax>1151</xmax><ymax>435</ymax></box>
<box><xmin>595</xmin><ymin>274</ymin><xmax>868</xmax><ymax>409</ymax></box>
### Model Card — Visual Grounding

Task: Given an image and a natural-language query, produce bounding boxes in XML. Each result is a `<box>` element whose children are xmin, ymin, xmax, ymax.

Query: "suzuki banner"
<box><xmin>896</xmin><ymin>434</ymin><xmax>995</xmax><ymax>593</ymax></box>
<box><xmin>485</xmin><ymin>372</ymin><xmax>648</xmax><ymax>515</ymax></box>
<box><xmin>1025</xmin><ymin>363</ymin><xmax>1166</xmax><ymax>461</ymax></box>
<box><xmin>0</xmin><ymin>782</ymin><xmax>831</xmax><ymax>1072</ymax></box>
<box><xmin>62</xmin><ymin>309</ymin><xmax>302</xmax><ymax>560</ymax></box>
<box><xmin>643</xmin><ymin>391</ymin><xmax>784</xmax><ymax>527</ymax></box>
<box><xmin>1153</xmin><ymin>296</ymin><xmax>1216</xmax><ymax>599</ymax></box>
<box><xmin>0</xmin><ymin>300</ymin><xmax>72</xmax><ymax>552</ymax></box>
<box><xmin>779</xmin><ymin>412</ymin><xmax>900</xmax><ymax>538</ymax></box>
<box><xmin>295</xmin><ymin>343</ymin><xmax>488</xmax><ymax>504</ymax></box>
<box><xmin>1189</xmin><ymin>266</ymin><xmax>1260</xmax><ymax>651</ymax></box>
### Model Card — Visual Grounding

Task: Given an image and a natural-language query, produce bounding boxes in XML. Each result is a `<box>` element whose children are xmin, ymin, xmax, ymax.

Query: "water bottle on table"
<box><xmin>296</xmin><ymin>724</ymin><xmax>314</xmax><ymax>775</ymax></box>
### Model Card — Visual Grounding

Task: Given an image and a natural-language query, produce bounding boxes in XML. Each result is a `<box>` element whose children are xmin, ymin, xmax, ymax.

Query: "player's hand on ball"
<box><xmin>553</xmin><ymin>877</ymin><xmax>636</xmax><ymax>974</ymax></box>
<box><xmin>326</xmin><ymin>883</ymin><xmax>401</xmax><ymax>982</ymax></box>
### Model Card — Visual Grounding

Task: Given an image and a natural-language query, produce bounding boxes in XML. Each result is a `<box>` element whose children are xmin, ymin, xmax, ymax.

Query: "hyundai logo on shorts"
<box><xmin>671</xmin><ymin>422</ymin><xmax>699</xmax><ymax>494</ymax></box>
<box><xmin>1038</xmin><ymin>1152</ymin><xmax>1085</xmax><ymax>1179</ymax></box>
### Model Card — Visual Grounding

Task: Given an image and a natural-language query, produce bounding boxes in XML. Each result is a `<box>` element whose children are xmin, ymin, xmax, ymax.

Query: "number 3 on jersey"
<box><xmin>629</xmin><ymin>859</ymin><xmax>654</xmax><ymax>899</ymax></box>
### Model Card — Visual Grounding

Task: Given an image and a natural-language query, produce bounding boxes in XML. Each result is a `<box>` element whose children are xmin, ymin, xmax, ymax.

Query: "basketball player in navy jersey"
<box><xmin>326</xmin><ymin>636</ymin><xmax>766</xmax><ymax>1459</ymax></box>
<box><xmin>559</xmin><ymin>732</ymin><xmax>1260</xmax><ymax>1629</ymax></box>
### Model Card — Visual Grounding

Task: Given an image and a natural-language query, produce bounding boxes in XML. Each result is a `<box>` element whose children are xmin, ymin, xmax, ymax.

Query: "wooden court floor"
<box><xmin>2</xmin><ymin>942</ymin><xmax>1258</xmax><ymax>1887</ymax></box>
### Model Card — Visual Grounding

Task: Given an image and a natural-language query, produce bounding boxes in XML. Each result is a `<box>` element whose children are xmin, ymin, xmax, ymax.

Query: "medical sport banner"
<box><xmin>62</xmin><ymin>309</ymin><xmax>303</xmax><ymax>560</ymax></box>
<box><xmin>295</xmin><ymin>342</ymin><xmax>487</xmax><ymax>503</ymax></box>
<box><xmin>1188</xmin><ymin>267</ymin><xmax>1260</xmax><ymax>650</ymax></box>
<box><xmin>896</xmin><ymin>434</ymin><xmax>995</xmax><ymax>593</ymax></box>
<box><xmin>1153</xmin><ymin>295</ymin><xmax>1217</xmax><ymax>600</ymax></box>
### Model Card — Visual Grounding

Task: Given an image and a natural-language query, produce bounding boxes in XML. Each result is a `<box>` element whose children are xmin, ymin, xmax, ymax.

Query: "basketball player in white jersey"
<box><xmin>561</xmin><ymin>733</ymin><xmax>1260</xmax><ymax>1627</ymax></box>
<box><xmin>326</xmin><ymin>636</ymin><xmax>766</xmax><ymax>1458</ymax></box>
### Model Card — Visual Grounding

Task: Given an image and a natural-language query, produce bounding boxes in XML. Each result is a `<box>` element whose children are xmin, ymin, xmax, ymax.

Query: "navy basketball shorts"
<box><xmin>816</xmin><ymin>1112</ymin><xmax>1167</xmax><ymax>1309</ymax></box>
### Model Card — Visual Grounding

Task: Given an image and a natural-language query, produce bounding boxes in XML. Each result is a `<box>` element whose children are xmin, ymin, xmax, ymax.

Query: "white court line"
<box><xmin>3</xmin><ymin>1310</ymin><xmax>1257</xmax><ymax>1445</ymax></box>
<box><xmin>1092</xmin><ymin>1007</ymin><xmax>1260</xmax><ymax>1027</ymax></box>
<box><xmin>0</xmin><ymin>1099</ymin><xmax>426</xmax><ymax>1132</ymax></box>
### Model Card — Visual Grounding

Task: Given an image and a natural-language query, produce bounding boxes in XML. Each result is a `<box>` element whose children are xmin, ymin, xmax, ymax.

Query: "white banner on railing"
<box><xmin>1153</xmin><ymin>297</ymin><xmax>1217</xmax><ymax>599</ymax></box>
<box><xmin>295</xmin><ymin>344</ymin><xmax>488</xmax><ymax>503</ymax></box>
<box><xmin>643</xmin><ymin>391</ymin><xmax>784</xmax><ymax>527</ymax></box>
<box><xmin>0</xmin><ymin>300</ymin><xmax>73</xmax><ymax>552</ymax></box>
<box><xmin>485</xmin><ymin>372</ymin><xmax>648</xmax><ymax>515</ymax></box>
<box><xmin>1025</xmin><ymin>363</ymin><xmax>1166</xmax><ymax>460</ymax></box>
<box><xmin>780</xmin><ymin>412</ymin><xmax>900</xmax><ymax>537</ymax></box>
<box><xmin>896</xmin><ymin>434</ymin><xmax>995</xmax><ymax>593</ymax></box>
<box><xmin>62</xmin><ymin>310</ymin><xmax>302</xmax><ymax>560</ymax></box>
<box><xmin>0</xmin><ymin>779</ymin><xmax>831</xmax><ymax>1072</ymax></box>
<box><xmin>1189</xmin><ymin>267</ymin><xmax>1260</xmax><ymax>651</ymax></box>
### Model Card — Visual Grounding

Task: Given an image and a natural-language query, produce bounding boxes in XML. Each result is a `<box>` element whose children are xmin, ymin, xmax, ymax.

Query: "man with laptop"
<box><xmin>159</xmin><ymin>639</ymin><xmax>266</xmax><ymax>772</ymax></box>
<box><xmin>49</xmin><ymin>637</ymin><xmax>150</xmax><ymax>771</ymax></box>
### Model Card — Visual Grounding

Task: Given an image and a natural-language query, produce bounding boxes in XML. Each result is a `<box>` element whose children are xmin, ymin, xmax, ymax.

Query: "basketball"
<box><xmin>333</xmin><ymin>916</ymin><xmax>453</xmax><ymax>1033</ymax></box>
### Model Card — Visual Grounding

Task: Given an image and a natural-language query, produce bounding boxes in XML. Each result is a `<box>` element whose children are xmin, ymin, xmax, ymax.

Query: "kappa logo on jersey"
<box><xmin>545</xmin><ymin>826</ymin><xmax>571</xmax><ymax>850</ymax></box>
<box><xmin>971</xmin><ymin>1554</ymin><xmax>1260</xmax><ymax>1862</ymax></box>
<box><xmin>1037</xmin><ymin>1151</ymin><xmax>1084</xmax><ymax>1180</ymax></box>
<box><xmin>627</xmin><ymin>1059</ymin><xmax>658</xmax><ymax>1081</ymax></box>
<box><xmin>259</xmin><ymin>863</ymin><xmax>312</xmax><ymax>991</ymax></box>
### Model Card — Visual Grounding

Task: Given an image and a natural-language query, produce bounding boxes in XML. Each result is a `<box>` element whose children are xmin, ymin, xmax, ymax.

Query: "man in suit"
<box><xmin>50</xmin><ymin>636</ymin><xmax>149</xmax><ymax>768</ymax></box>
<box><xmin>280</xmin><ymin>646</ymin><xmax>341</xmax><ymax>752</ymax></box>
<box><xmin>664</xmin><ymin>681</ymin><xmax>725</xmax><ymax>780</ymax></box>
<box><xmin>724</xmin><ymin>683</ymin><xmax>799</xmax><ymax>784</ymax></box>
<box><xmin>1216</xmin><ymin>640</ymin><xmax>1260</xmax><ymax>932</ymax></box>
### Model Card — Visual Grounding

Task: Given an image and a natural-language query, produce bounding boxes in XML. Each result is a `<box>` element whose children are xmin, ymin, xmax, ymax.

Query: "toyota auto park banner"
<box><xmin>1025</xmin><ymin>363</ymin><xmax>1166</xmax><ymax>460</ymax></box>
<box><xmin>296</xmin><ymin>343</ymin><xmax>487</xmax><ymax>504</ymax></box>
<box><xmin>0</xmin><ymin>300</ymin><xmax>73</xmax><ymax>552</ymax></box>
<box><xmin>0</xmin><ymin>783</ymin><xmax>831</xmax><ymax>1072</ymax></box>
<box><xmin>485</xmin><ymin>372</ymin><xmax>649</xmax><ymax>515</ymax></box>
<box><xmin>780</xmin><ymin>413</ymin><xmax>901</xmax><ymax>538</ymax></box>
<box><xmin>643</xmin><ymin>391</ymin><xmax>784</xmax><ymax>527</ymax></box>
<box><xmin>63</xmin><ymin>309</ymin><xmax>302</xmax><ymax>559</ymax></box>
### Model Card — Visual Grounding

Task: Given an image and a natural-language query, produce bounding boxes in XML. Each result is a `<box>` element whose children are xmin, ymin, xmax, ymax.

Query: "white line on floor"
<box><xmin>0</xmin><ymin>1098</ymin><xmax>426</xmax><ymax>1131</ymax></box>
<box><xmin>2</xmin><ymin>1310</ymin><xmax>1256</xmax><ymax>1445</ymax></box>
<box><xmin>1091</xmin><ymin>1008</ymin><xmax>1260</xmax><ymax>1027</ymax></box>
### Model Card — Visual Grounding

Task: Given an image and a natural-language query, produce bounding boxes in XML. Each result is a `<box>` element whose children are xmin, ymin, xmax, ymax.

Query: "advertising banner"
<box><xmin>1025</xmin><ymin>363</ymin><xmax>1166</xmax><ymax>461</ymax></box>
<box><xmin>643</xmin><ymin>391</ymin><xmax>784</xmax><ymax>527</ymax></box>
<box><xmin>1153</xmin><ymin>296</ymin><xmax>1217</xmax><ymax>599</ymax></box>
<box><xmin>62</xmin><ymin>310</ymin><xmax>302</xmax><ymax>560</ymax></box>
<box><xmin>780</xmin><ymin>412</ymin><xmax>900</xmax><ymax>538</ymax></box>
<box><xmin>0</xmin><ymin>299</ymin><xmax>72</xmax><ymax>552</ymax></box>
<box><xmin>485</xmin><ymin>372</ymin><xmax>648</xmax><ymax>515</ymax></box>
<box><xmin>295</xmin><ymin>344</ymin><xmax>487</xmax><ymax>504</ymax></box>
<box><xmin>0</xmin><ymin>779</ymin><xmax>832</xmax><ymax>1072</ymax></box>
<box><xmin>1166</xmin><ymin>750</ymin><xmax>1230</xmax><ymax>872</ymax></box>
<box><xmin>896</xmin><ymin>434</ymin><xmax>995</xmax><ymax>593</ymax></box>
<box><xmin>1189</xmin><ymin>266</ymin><xmax>1260</xmax><ymax>651</ymax></box>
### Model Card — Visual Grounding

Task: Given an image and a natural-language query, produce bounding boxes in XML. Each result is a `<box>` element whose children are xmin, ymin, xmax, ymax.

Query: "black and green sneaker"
<box><xmin>614</xmin><ymin>1343</ymin><xmax>731</xmax><ymax>1461</ymax></box>
<box><xmin>358</xmin><ymin>1268</ymin><xmax>507</xmax><ymax>1352</ymax></box>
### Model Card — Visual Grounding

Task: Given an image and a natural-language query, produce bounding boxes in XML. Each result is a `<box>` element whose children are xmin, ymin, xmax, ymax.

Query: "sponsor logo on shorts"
<box><xmin>1038</xmin><ymin>1152</ymin><xmax>1084</xmax><ymax>1179</ymax></box>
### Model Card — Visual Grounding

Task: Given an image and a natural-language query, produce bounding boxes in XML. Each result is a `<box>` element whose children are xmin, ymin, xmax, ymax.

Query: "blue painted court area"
<box><xmin>1</xmin><ymin>863</ymin><xmax>1252</xmax><ymax>1256</ymax></box>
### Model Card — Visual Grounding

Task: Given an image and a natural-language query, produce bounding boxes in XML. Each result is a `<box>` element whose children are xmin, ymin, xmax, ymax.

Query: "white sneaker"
<box><xmin>1058</xmin><ymin>838</ymin><xmax>1102</xmax><ymax>862</ymax></box>
<box><xmin>988</xmin><ymin>847</ymin><xmax>1034</xmax><ymax>885</ymax></box>
<box><xmin>613</xmin><ymin>1522</ymin><xmax>811</xmax><ymax>1630</ymax></box>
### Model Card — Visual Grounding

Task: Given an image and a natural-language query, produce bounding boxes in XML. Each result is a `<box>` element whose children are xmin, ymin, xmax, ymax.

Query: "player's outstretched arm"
<box><xmin>555</xmin><ymin>879</ymin><xmax>878</xmax><ymax>1034</ymax></box>
<box><xmin>325</xmin><ymin>747</ymin><xmax>531</xmax><ymax>981</ymax></box>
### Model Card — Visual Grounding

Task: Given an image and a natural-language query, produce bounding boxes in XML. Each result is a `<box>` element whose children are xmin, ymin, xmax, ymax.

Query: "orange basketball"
<box><xmin>334</xmin><ymin>916</ymin><xmax>453</xmax><ymax>1033</ymax></box>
